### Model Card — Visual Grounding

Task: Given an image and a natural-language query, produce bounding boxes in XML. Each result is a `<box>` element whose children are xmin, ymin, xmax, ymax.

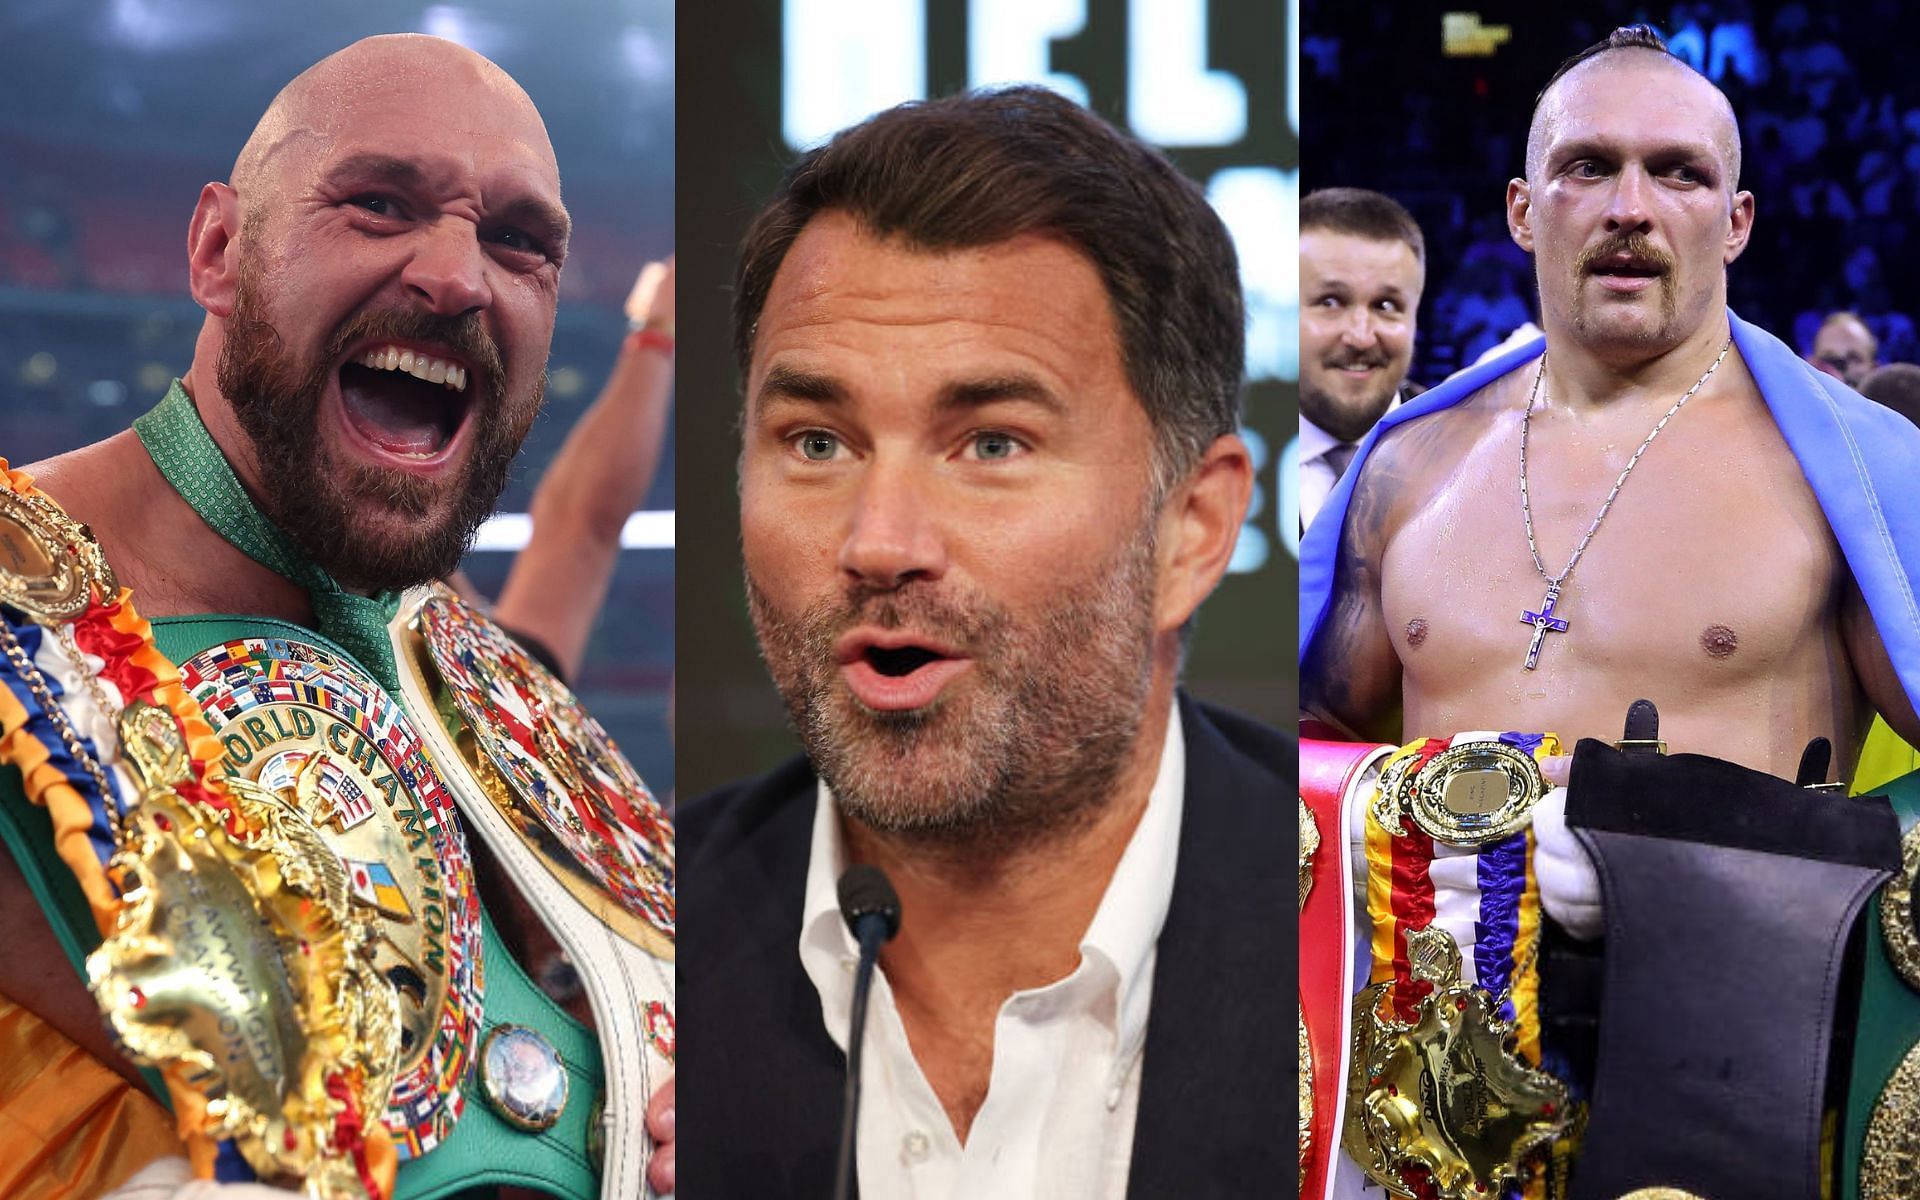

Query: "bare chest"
<box><xmin>1381</xmin><ymin>407</ymin><xmax>1845</xmax><ymax>731</ymax></box>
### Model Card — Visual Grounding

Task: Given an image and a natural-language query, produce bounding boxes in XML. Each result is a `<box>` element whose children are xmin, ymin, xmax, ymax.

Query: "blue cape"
<box><xmin>1298</xmin><ymin>311</ymin><xmax>1920</xmax><ymax>713</ymax></box>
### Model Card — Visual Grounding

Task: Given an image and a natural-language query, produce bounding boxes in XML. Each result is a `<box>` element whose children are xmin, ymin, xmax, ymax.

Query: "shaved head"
<box><xmin>1527</xmin><ymin>43</ymin><xmax>1741</xmax><ymax>190</ymax></box>
<box><xmin>231</xmin><ymin>34</ymin><xmax>559</xmax><ymax>212</ymax></box>
<box><xmin>182</xmin><ymin>32</ymin><xmax>570</xmax><ymax>591</ymax></box>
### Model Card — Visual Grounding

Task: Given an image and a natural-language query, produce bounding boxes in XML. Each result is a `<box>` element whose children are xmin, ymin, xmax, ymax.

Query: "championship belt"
<box><xmin>1562</xmin><ymin>738</ymin><xmax>1899</xmax><ymax>1200</ymax></box>
<box><xmin>1300</xmin><ymin>737</ymin><xmax>1391</xmax><ymax>1200</ymax></box>
<box><xmin>1846</xmin><ymin>769</ymin><xmax>1920</xmax><ymax>1200</ymax></box>
<box><xmin>175</xmin><ymin>634</ymin><xmax>486</xmax><ymax>1164</ymax></box>
<box><xmin>0</xmin><ymin>464</ymin><xmax>401</xmax><ymax>1196</ymax></box>
<box><xmin>388</xmin><ymin>583</ymin><xmax>674</xmax><ymax>1200</ymax></box>
<box><xmin>1342</xmin><ymin>731</ymin><xmax>1572</xmax><ymax>1200</ymax></box>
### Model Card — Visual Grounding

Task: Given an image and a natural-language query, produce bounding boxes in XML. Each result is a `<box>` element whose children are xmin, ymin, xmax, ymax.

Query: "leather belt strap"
<box><xmin>1564</xmin><ymin>738</ymin><xmax>1899</xmax><ymax>1200</ymax></box>
<box><xmin>1298</xmin><ymin>737</ymin><xmax>1390</xmax><ymax>1200</ymax></box>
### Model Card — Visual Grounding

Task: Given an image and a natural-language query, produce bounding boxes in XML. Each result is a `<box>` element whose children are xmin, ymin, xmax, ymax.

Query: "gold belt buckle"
<box><xmin>1401</xmin><ymin>741</ymin><xmax>1549</xmax><ymax>847</ymax></box>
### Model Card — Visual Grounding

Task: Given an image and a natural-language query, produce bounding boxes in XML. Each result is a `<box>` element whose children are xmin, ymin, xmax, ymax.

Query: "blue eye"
<box><xmin>797</xmin><ymin>431</ymin><xmax>840</xmax><ymax>461</ymax></box>
<box><xmin>973</xmin><ymin>432</ymin><xmax>1021</xmax><ymax>461</ymax></box>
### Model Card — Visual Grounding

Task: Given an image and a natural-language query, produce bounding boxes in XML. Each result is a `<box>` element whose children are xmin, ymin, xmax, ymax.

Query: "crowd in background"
<box><xmin>1305</xmin><ymin>1</ymin><xmax>1920</xmax><ymax>387</ymax></box>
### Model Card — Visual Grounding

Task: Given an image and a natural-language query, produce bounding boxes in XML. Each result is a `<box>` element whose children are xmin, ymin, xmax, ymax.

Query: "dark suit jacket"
<box><xmin>675</xmin><ymin>694</ymin><xmax>1293</xmax><ymax>1197</ymax></box>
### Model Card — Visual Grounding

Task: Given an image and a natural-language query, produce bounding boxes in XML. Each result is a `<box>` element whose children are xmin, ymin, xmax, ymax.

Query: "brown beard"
<box><xmin>746</xmin><ymin>513</ymin><xmax>1161</xmax><ymax>855</ymax></box>
<box><xmin>215</xmin><ymin>260</ymin><xmax>540</xmax><ymax>592</ymax></box>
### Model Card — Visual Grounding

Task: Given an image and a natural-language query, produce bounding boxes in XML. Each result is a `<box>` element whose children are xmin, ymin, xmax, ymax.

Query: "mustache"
<box><xmin>324</xmin><ymin>306</ymin><xmax>505</xmax><ymax>398</ymax></box>
<box><xmin>817</xmin><ymin>583</ymin><xmax>1000</xmax><ymax>656</ymax></box>
<box><xmin>1323</xmin><ymin>350</ymin><xmax>1391</xmax><ymax>370</ymax></box>
<box><xmin>1575</xmin><ymin>233</ymin><xmax>1676</xmax><ymax>277</ymax></box>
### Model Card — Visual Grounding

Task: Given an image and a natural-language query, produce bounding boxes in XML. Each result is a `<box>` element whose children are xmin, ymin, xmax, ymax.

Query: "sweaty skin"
<box><xmin>1301</xmin><ymin>350</ymin><xmax>1919</xmax><ymax>781</ymax></box>
<box><xmin>1302</xmin><ymin>47</ymin><xmax>1920</xmax><ymax>781</ymax></box>
<box><xmin>0</xmin><ymin>36</ymin><xmax>677</xmax><ymax>1194</ymax></box>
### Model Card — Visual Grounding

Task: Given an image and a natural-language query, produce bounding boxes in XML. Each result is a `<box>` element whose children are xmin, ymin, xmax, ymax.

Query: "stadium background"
<box><xmin>0</xmin><ymin>0</ymin><xmax>676</xmax><ymax>796</ymax></box>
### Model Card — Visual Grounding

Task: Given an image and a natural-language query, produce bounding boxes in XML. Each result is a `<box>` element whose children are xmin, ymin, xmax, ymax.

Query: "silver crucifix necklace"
<box><xmin>1517</xmin><ymin>335</ymin><xmax>1733</xmax><ymax>670</ymax></box>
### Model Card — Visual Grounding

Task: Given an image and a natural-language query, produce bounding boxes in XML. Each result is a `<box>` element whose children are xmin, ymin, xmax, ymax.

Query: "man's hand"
<box><xmin>646</xmin><ymin>1076</ymin><xmax>675</xmax><ymax>1195</ymax></box>
<box><xmin>1535</xmin><ymin>756</ymin><xmax>1602</xmax><ymax>940</ymax></box>
<box><xmin>626</xmin><ymin>257</ymin><xmax>675</xmax><ymax>334</ymax></box>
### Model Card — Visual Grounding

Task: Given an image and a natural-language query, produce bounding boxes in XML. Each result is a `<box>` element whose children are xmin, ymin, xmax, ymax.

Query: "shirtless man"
<box><xmin>1298</xmin><ymin>26</ymin><xmax>1920</xmax><ymax>1199</ymax></box>
<box><xmin>1301</xmin><ymin>28</ymin><xmax>1920</xmax><ymax>773</ymax></box>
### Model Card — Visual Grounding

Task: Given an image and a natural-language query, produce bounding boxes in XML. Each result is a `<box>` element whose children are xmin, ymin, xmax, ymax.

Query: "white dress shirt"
<box><xmin>797</xmin><ymin>705</ymin><xmax>1187</xmax><ymax>1199</ymax></box>
<box><xmin>1298</xmin><ymin>414</ymin><xmax>1352</xmax><ymax>535</ymax></box>
<box><xmin>1300</xmin><ymin>394</ymin><xmax>1412</xmax><ymax>533</ymax></box>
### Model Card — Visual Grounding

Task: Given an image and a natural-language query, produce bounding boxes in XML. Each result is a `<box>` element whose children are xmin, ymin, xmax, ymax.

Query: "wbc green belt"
<box><xmin>1844</xmin><ymin>769</ymin><xmax>1920</xmax><ymax>1200</ymax></box>
<box><xmin>0</xmin><ymin>613</ymin><xmax>604</xmax><ymax>1200</ymax></box>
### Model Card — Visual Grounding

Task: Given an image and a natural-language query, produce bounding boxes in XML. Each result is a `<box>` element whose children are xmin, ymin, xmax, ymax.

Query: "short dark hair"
<box><xmin>734</xmin><ymin>85</ymin><xmax>1244</xmax><ymax>487</ymax></box>
<box><xmin>1859</xmin><ymin>362</ymin><xmax>1920</xmax><ymax>428</ymax></box>
<box><xmin>1301</xmin><ymin>187</ymin><xmax>1425</xmax><ymax>268</ymax></box>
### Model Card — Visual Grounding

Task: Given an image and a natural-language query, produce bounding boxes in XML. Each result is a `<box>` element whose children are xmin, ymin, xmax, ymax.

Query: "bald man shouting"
<box><xmin>0</xmin><ymin>36</ymin><xmax>672</xmax><ymax>1200</ymax></box>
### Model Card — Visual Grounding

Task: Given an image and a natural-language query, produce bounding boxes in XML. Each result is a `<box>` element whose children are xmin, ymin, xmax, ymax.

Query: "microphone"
<box><xmin>833</xmin><ymin>864</ymin><xmax>902</xmax><ymax>1200</ymax></box>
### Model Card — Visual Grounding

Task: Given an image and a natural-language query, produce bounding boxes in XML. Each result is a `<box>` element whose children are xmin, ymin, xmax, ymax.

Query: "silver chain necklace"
<box><xmin>1515</xmin><ymin>336</ymin><xmax>1733</xmax><ymax>670</ymax></box>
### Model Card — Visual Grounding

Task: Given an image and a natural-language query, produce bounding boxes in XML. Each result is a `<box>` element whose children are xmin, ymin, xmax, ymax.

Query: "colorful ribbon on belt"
<box><xmin>0</xmin><ymin>460</ymin><xmax>396</xmax><ymax>1196</ymax></box>
<box><xmin>1364</xmin><ymin>731</ymin><xmax>1557</xmax><ymax>1063</ymax></box>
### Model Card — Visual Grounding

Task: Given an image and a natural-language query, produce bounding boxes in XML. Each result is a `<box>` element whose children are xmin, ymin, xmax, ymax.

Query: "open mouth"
<box><xmin>336</xmin><ymin>344</ymin><xmax>475</xmax><ymax>460</ymax></box>
<box><xmin>836</xmin><ymin>632</ymin><xmax>972</xmax><ymax>711</ymax></box>
<box><xmin>1588</xmin><ymin>253</ymin><xmax>1666</xmax><ymax>281</ymax></box>
<box><xmin>866</xmin><ymin>645</ymin><xmax>943</xmax><ymax>677</ymax></box>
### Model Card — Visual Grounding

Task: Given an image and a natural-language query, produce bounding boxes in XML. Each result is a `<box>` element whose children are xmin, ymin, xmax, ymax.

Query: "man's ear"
<box><xmin>188</xmin><ymin>183</ymin><xmax>243</xmax><ymax>317</ymax></box>
<box><xmin>1507</xmin><ymin>178</ymin><xmax>1535</xmax><ymax>253</ymax></box>
<box><xmin>1724</xmin><ymin>189</ymin><xmax>1756</xmax><ymax>265</ymax></box>
<box><xmin>1153</xmin><ymin>432</ymin><xmax>1255</xmax><ymax>635</ymax></box>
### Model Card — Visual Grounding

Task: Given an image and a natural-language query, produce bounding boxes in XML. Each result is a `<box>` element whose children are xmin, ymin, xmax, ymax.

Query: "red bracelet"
<box><xmin>626</xmin><ymin>327</ymin><xmax>675</xmax><ymax>357</ymax></box>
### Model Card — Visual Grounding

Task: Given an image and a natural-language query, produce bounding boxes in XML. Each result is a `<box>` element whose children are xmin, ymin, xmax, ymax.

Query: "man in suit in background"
<box><xmin>1299</xmin><ymin>187</ymin><xmax>1426</xmax><ymax>531</ymax></box>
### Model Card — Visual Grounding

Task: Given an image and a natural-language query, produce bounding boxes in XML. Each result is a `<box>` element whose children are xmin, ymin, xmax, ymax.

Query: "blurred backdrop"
<box><xmin>676</xmin><ymin>0</ymin><xmax>1297</xmax><ymax>797</ymax></box>
<box><xmin>0</xmin><ymin>0</ymin><xmax>675</xmax><ymax>795</ymax></box>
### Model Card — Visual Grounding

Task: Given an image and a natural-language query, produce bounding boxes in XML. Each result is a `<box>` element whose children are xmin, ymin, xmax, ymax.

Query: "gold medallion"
<box><xmin>89</xmin><ymin>701</ymin><xmax>399</xmax><ymax>1196</ymax></box>
<box><xmin>1404</xmin><ymin>741</ymin><xmax>1549</xmax><ymax>847</ymax></box>
<box><xmin>0</xmin><ymin>486</ymin><xmax>116</xmax><ymax>623</ymax></box>
<box><xmin>1882</xmin><ymin>822</ymin><xmax>1920</xmax><ymax>993</ymax></box>
<box><xmin>1342</xmin><ymin>925</ymin><xmax>1571</xmax><ymax>1199</ymax></box>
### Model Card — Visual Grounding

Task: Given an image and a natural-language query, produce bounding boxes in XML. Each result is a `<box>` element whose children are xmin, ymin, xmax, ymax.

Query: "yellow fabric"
<box><xmin>0</xmin><ymin>990</ymin><xmax>183</xmax><ymax>1199</ymax></box>
<box><xmin>1853</xmin><ymin>715</ymin><xmax>1920</xmax><ymax>795</ymax></box>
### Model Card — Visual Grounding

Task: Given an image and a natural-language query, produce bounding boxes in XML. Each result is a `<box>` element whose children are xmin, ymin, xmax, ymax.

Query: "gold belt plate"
<box><xmin>180</xmin><ymin>637</ymin><xmax>484</xmax><ymax>1160</ymax></box>
<box><xmin>90</xmin><ymin>701</ymin><xmax>399</xmax><ymax>1196</ymax></box>
<box><xmin>1403</xmin><ymin>742</ymin><xmax>1549</xmax><ymax>847</ymax></box>
<box><xmin>0</xmin><ymin>486</ymin><xmax>116</xmax><ymax>622</ymax></box>
<box><xmin>1342</xmin><ymin>926</ymin><xmax>1571</xmax><ymax>1199</ymax></box>
<box><xmin>400</xmin><ymin>585</ymin><xmax>674</xmax><ymax>959</ymax></box>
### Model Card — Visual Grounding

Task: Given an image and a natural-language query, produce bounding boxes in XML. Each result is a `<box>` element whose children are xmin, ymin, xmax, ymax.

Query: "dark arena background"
<box><xmin>676</xmin><ymin>0</ymin><xmax>1296</xmax><ymax>796</ymax></box>
<box><xmin>1304</xmin><ymin>0</ymin><xmax>1920</xmax><ymax>388</ymax></box>
<box><xmin>0</xmin><ymin>1</ymin><xmax>675</xmax><ymax>796</ymax></box>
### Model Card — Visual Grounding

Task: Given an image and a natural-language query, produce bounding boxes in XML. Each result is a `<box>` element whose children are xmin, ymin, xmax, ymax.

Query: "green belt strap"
<box><xmin>0</xmin><ymin>612</ymin><xmax>605</xmax><ymax>1199</ymax></box>
<box><xmin>1844</xmin><ymin>769</ymin><xmax>1920</xmax><ymax>1200</ymax></box>
<box><xmin>132</xmin><ymin>383</ymin><xmax>404</xmax><ymax>694</ymax></box>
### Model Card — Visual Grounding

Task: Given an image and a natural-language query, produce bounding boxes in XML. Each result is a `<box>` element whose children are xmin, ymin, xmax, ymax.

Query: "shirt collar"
<box><xmin>1299</xmin><ymin>391</ymin><xmax>1408</xmax><ymax>464</ymax></box>
<box><xmin>799</xmin><ymin>702</ymin><xmax>1187</xmax><ymax>1058</ymax></box>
